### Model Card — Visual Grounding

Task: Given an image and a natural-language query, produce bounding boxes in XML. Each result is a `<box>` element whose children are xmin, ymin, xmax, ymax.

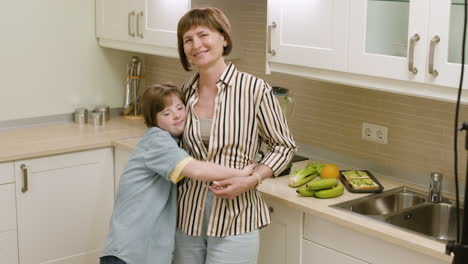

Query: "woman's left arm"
<box><xmin>211</xmin><ymin>81</ymin><xmax>297</xmax><ymax>199</ymax></box>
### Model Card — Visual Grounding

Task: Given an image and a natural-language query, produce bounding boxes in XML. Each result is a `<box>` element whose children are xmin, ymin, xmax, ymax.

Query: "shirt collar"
<box><xmin>189</xmin><ymin>63</ymin><xmax>238</xmax><ymax>91</ymax></box>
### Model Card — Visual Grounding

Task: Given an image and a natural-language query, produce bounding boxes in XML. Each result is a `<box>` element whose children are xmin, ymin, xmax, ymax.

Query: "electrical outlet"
<box><xmin>362</xmin><ymin>123</ymin><xmax>388</xmax><ymax>144</ymax></box>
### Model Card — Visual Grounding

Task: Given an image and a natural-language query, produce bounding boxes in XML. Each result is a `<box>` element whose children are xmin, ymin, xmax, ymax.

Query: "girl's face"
<box><xmin>182</xmin><ymin>25</ymin><xmax>227</xmax><ymax>69</ymax></box>
<box><xmin>156</xmin><ymin>94</ymin><xmax>186</xmax><ymax>137</ymax></box>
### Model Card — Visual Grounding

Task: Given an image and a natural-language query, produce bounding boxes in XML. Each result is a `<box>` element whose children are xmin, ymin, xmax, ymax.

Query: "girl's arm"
<box><xmin>174</xmin><ymin>159</ymin><xmax>255</xmax><ymax>182</ymax></box>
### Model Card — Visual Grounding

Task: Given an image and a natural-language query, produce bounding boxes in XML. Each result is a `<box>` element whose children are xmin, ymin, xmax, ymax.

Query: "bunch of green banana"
<box><xmin>296</xmin><ymin>178</ymin><xmax>344</xmax><ymax>199</ymax></box>
<box><xmin>288</xmin><ymin>162</ymin><xmax>324</xmax><ymax>187</ymax></box>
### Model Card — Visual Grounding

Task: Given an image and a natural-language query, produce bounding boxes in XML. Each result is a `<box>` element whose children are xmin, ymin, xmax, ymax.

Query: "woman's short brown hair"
<box><xmin>177</xmin><ymin>7</ymin><xmax>233</xmax><ymax>71</ymax></box>
<box><xmin>140</xmin><ymin>83</ymin><xmax>184</xmax><ymax>128</ymax></box>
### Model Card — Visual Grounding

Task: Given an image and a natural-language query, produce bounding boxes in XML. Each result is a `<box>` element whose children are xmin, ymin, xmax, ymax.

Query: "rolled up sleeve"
<box><xmin>144</xmin><ymin>131</ymin><xmax>191</xmax><ymax>183</ymax></box>
<box><xmin>257</xmin><ymin>83</ymin><xmax>297</xmax><ymax>176</ymax></box>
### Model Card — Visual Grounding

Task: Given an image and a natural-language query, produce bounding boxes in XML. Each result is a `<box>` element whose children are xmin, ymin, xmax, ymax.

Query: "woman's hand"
<box><xmin>240</xmin><ymin>163</ymin><xmax>256</xmax><ymax>177</ymax></box>
<box><xmin>209</xmin><ymin>175</ymin><xmax>257</xmax><ymax>200</ymax></box>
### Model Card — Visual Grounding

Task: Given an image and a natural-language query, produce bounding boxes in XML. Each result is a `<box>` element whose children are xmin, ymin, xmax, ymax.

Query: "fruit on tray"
<box><xmin>288</xmin><ymin>162</ymin><xmax>324</xmax><ymax>187</ymax></box>
<box><xmin>320</xmin><ymin>163</ymin><xmax>340</xmax><ymax>179</ymax></box>
<box><xmin>348</xmin><ymin>178</ymin><xmax>379</xmax><ymax>190</ymax></box>
<box><xmin>315</xmin><ymin>184</ymin><xmax>345</xmax><ymax>199</ymax></box>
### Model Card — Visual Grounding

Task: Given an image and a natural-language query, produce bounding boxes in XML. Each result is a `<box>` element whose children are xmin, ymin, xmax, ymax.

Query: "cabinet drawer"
<box><xmin>302</xmin><ymin>238</ymin><xmax>367</xmax><ymax>264</ymax></box>
<box><xmin>0</xmin><ymin>230</ymin><xmax>19</xmax><ymax>264</ymax></box>
<box><xmin>0</xmin><ymin>184</ymin><xmax>16</xmax><ymax>233</ymax></box>
<box><xmin>0</xmin><ymin>162</ymin><xmax>14</xmax><ymax>185</ymax></box>
<box><xmin>303</xmin><ymin>214</ymin><xmax>448</xmax><ymax>264</ymax></box>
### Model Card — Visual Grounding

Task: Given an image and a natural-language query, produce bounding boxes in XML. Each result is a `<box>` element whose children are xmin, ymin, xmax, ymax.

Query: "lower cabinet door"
<box><xmin>0</xmin><ymin>230</ymin><xmax>19</xmax><ymax>264</ymax></box>
<box><xmin>15</xmin><ymin>148</ymin><xmax>114</xmax><ymax>264</ymax></box>
<box><xmin>302</xmin><ymin>239</ymin><xmax>368</xmax><ymax>264</ymax></box>
<box><xmin>258</xmin><ymin>198</ymin><xmax>302</xmax><ymax>264</ymax></box>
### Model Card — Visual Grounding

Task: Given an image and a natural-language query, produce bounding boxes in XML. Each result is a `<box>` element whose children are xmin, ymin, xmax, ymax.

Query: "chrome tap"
<box><xmin>429</xmin><ymin>172</ymin><xmax>443</xmax><ymax>203</ymax></box>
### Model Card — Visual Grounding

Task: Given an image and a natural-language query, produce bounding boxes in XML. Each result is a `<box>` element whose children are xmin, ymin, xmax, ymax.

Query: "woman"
<box><xmin>174</xmin><ymin>7</ymin><xmax>297</xmax><ymax>264</ymax></box>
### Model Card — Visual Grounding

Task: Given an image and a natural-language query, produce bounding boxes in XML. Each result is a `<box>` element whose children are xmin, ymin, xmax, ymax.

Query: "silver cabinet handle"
<box><xmin>267</xmin><ymin>22</ymin><xmax>277</xmax><ymax>56</ymax></box>
<box><xmin>137</xmin><ymin>11</ymin><xmax>144</xmax><ymax>38</ymax></box>
<box><xmin>128</xmin><ymin>11</ymin><xmax>136</xmax><ymax>37</ymax></box>
<box><xmin>20</xmin><ymin>164</ymin><xmax>28</xmax><ymax>193</ymax></box>
<box><xmin>429</xmin><ymin>35</ymin><xmax>440</xmax><ymax>77</ymax></box>
<box><xmin>408</xmin><ymin>34</ymin><xmax>420</xmax><ymax>74</ymax></box>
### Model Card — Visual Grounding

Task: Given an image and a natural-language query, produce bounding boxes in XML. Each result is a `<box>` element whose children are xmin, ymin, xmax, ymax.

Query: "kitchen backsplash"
<box><xmin>144</xmin><ymin>0</ymin><xmax>467</xmax><ymax>191</ymax></box>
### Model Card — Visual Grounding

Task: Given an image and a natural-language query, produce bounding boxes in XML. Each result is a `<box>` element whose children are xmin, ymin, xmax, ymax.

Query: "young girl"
<box><xmin>100</xmin><ymin>83</ymin><xmax>256</xmax><ymax>264</ymax></box>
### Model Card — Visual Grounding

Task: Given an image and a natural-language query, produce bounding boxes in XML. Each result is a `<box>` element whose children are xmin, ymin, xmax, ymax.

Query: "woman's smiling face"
<box><xmin>182</xmin><ymin>25</ymin><xmax>227</xmax><ymax>69</ymax></box>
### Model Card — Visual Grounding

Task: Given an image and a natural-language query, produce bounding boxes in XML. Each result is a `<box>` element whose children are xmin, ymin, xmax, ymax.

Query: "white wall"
<box><xmin>0</xmin><ymin>1</ymin><xmax>135</xmax><ymax>121</ymax></box>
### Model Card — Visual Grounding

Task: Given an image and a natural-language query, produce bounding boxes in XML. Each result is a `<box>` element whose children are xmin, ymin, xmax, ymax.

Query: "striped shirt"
<box><xmin>178</xmin><ymin>63</ymin><xmax>297</xmax><ymax>237</ymax></box>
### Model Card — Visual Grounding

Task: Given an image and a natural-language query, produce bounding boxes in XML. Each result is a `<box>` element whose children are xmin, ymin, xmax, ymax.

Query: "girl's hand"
<box><xmin>209</xmin><ymin>175</ymin><xmax>257</xmax><ymax>200</ymax></box>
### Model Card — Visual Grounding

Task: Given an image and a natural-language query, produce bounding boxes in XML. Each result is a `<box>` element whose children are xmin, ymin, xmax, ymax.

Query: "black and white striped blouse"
<box><xmin>178</xmin><ymin>63</ymin><xmax>297</xmax><ymax>237</ymax></box>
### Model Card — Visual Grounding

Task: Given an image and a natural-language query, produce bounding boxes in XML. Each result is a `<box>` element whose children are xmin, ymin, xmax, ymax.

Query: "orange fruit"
<box><xmin>321</xmin><ymin>164</ymin><xmax>340</xmax><ymax>179</ymax></box>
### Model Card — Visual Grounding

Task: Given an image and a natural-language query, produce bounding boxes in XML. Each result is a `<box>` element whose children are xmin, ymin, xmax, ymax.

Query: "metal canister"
<box><xmin>90</xmin><ymin>111</ymin><xmax>103</xmax><ymax>127</ymax></box>
<box><xmin>74</xmin><ymin>108</ymin><xmax>88</xmax><ymax>126</ymax></box>
<box><xmin>95</xmin><ymin>105</ymin><xmax>110</xmax><ymax>121</ymax></box>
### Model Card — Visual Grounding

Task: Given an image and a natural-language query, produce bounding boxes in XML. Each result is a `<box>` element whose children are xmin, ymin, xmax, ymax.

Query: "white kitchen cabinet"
<box><xmin>302</xmin><ymin>239</ymin><xmax>367</xmax><ymax>264</ymax></box>
<box><xmin>348</xmin><ymin>0</ymin><xmax>467</xmax><ymax>89</ymax></box>
<box><xmin>15</xmin><ymin>148</ymin><xmax>114</xmax><ymax>264</ymax></box>
<box><xmin>267</xmin><ymin>0</ymin><xmax>349</xmax><ymax>72</ymax></box>
<box><xmin>427</xmin><ymin>0</ymin><xmax>468</xmax><ymax>88</ymax></box>
<box><xmin>303</xmin><ymin>213</ymin><xmax>449</xmax><ymax>264</ymax></box>
<box><xmin>96</xmin><ymin>0</ymin><xmax>189</xmax><ymax>57</ymax></box>
<box><xmin>258</xmin><ymin>197</ymin><xmax>302</xmax><ymax>264</ymax></box>
<box><xmin>0</xmin><ymin>162</ymin><xmax>18</xmax><ymax>264</ymax></box>
<box><xmin>0</xmin><ymin>230</ymin><xmax>19</xmax><ymax>264</ymax></box>
<box><xmin>96</xmin><ymin>0</ymin><xmax>241</xmax><ymax>58</ymax></box>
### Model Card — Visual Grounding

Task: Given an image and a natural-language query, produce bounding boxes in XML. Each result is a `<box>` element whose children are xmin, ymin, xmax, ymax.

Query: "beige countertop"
<box><xmin>0</xmin><ymin>119</ymin><xmax>453</xmax><ymax>262</ymax></box>
<box><xmin>0</xmin><ymin>117</ymin><xmax>147</xmax><ymax>162</ymax></box>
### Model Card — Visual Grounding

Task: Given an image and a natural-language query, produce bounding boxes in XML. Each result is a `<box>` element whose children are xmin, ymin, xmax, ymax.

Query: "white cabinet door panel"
<box><xmin>0</xmin><ymin>230</ymin><xmax>19</xmax><ymax>264</ymax></box>
<box><xmin>143</xmin><ymin>0</ymin><xmax>190</xmax><ymax>48</ymax></box>
<box><xmin>268</xmin><ymin>0</ymin><xmax>349</xmax><ymax>71</ymax></box>
<box><xmin>0</xmin><ymin>184</ymin><xmax>16</xmax><ymax>233</ymax></box>
<box><xmin>258</xmin><ymin>198</ymin><xmax>302</xmax><ymax>264</ymax></box>
<box><xmin>303</xmin><ymin>214</ymin><xmax>449</xmax><ymax>264</ymax></box>
<box><xmin>348</xmin><ymin>0</ymin><xmax>429</xmax><ymax>82</ymax></box>
<box><xmin>15</xmin><ymin>148</ymin><xmax>114</xmax><ymax>264</ymax></box>
<box><xmin>302</xmin><ymin>239</ymin><xmax>368</xmax><ymax>264</ymax></box>
<box><xmin>96</xmin><ymin>0</ymin><xmax>143</xmax><ymax>42</ymax></box>
<box><xmin>0</xmin><ymin>162</ymin><xmax>14</xmax><ymax>185</ymax></box>
<box><xmin>426</xmin><ymin>0</ymin><xmax>468</xmax><ymax>89</ymax></box>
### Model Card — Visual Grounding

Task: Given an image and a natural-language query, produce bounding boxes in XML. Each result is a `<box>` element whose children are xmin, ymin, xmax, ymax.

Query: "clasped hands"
<box><xmin>209</xmin><ymin>163</ymin><xmax>266</xmax><ymax>200</ymax></box>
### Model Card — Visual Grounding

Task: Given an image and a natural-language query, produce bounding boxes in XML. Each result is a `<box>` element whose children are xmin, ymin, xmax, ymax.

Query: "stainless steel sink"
<box><xmin>331</xmin><ymin>186</ymin><xmax>464</xmax><ymax>242</ymax></box>
<box><xmin>386</xmin><ymin>202</ymin><xmax>463</xmax><ymax>241</ymax></box>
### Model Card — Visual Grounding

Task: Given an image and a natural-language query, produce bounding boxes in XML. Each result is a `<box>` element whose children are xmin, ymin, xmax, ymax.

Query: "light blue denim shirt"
<box><xmin>102</xmin><ymin>127</ymin><xmax>189</xmax><ymax>264</ymax></box>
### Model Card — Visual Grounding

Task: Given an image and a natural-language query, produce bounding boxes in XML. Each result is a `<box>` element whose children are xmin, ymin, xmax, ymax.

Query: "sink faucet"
<box><xmin>429</xmin><ymin>172</ymin><xmax>443</xmax><ymax>203</ymax></box>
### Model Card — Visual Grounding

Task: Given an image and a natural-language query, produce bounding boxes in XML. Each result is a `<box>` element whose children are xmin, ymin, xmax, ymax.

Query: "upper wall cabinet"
<box><xmin>96</xmin><ymin>0</ymin><xmax>190</xmax><ymax>58</ymax></box>
<box><xmin>96</xmin><ymin>0</ymin><xmax>241</xmax><ymax>58</ymax></box>
<box><xmin>349</xmin><ymin>0</ymin><xmax>467</xmax><ymax>89</ymax></box>
<box><xmin>267</xmin><ymin>0</ymin><xmax>468</xmax><ymax>102</ymax></box>
<box><xmin>267</xmin><ymin>0</ymin><xmax>349</xmax><ymax>72</ymax></box>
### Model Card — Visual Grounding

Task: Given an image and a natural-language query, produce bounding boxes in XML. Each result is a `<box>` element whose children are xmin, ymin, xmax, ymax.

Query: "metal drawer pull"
<box><xmin>429</xmin><ymin>35</ymin><xmax>440</xmax><ymax>77</ymax></box>
<box><xmin>408</xmin><ymin>34</ymin><xmax>420</xmax><ymax>74</ymax></box>
<box><xmin>20</xmin><ymin>164</ymin><xmax>28</xmax><ymax>193</ymax></box>
<box><xmin>267</xmin><ymin>22</ymin><xmax>277</xmax><ymax>56</ymax></box>
<box><xmin>137</xmin><ymin>11</ymin><xmax>144</xmax><ymax>38</ymax></box>
<box><xmin>128</xmin><ymin>11</ymin><xmax>135</xmax><ymax>37</ymax></box>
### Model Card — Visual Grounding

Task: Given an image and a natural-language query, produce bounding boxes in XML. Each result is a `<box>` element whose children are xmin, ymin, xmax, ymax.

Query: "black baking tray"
<box><xmin>339</xmin><ymin>170</ymin><xmax>384</xmax><ymax>193</ymax></box>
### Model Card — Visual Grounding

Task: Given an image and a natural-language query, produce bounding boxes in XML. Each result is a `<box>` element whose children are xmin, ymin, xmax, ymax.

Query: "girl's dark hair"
<box><xmin>177</xmin><ymin>7</ymin><xmax>233</xmax><ymax>71</ymax></box>
<box><xmin>140</xmin><ymin>83</ymin><xmax>184</xmax><ymax>128</ymax></box>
